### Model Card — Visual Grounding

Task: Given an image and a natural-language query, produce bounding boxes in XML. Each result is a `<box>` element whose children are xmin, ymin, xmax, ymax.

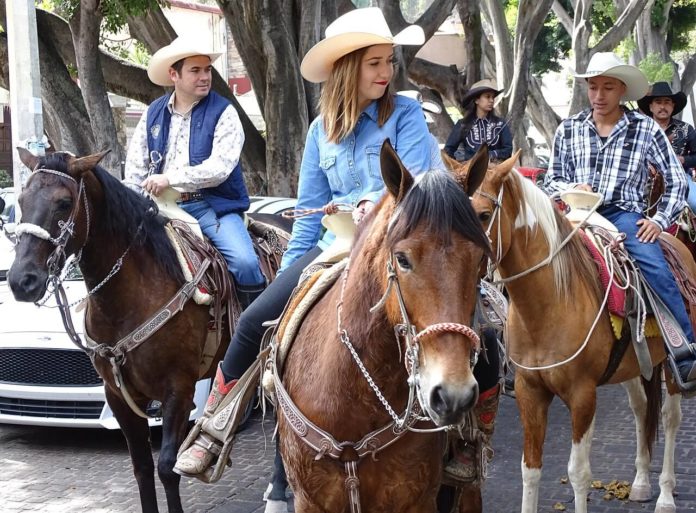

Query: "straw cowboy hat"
<box><xmin>573</xmin><ymin>52</ymin><xmax>649</xmax><ymax>101</ymax></box>
<box><xmin>638</xmin><ymin>81</ymin><xmax>688</xmax><ymax>116</ymax></box>
<box><xmin>147</xmin><ymin>35</ymin><xmax>222</xmax><ymax>87</ymax></box>
<box><xmin>300</xmin><ymin>7</ymin><xmax>425</xmax><ymax>84</ymax></box>
<box><xmin>461</xmin><ymin>79</ymin><xmax>503</xmax><ymax>108</ymax></box>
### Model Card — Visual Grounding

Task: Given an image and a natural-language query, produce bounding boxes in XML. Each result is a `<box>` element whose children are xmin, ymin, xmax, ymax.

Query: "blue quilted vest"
<box><xmin>146</xmin><ymin>91</ymin><xmax>250</xmax><ymax>216</ymax></box>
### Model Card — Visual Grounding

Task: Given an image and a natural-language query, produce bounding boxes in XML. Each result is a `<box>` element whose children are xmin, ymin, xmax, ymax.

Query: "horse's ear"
<box><xmin>69</xmin><ymin>149</ymin><xmax>111</xmax><ymax>175</ymax></box>
<box><xmin>17</xmin><ymin>147</ymin><xmax>40</xmax><ymax>171</ymax></box>
<box><xmin>494</xmin><ymin>149</ymin><xmax>522</xmax><ymax>179</ymax></box>
<box><xmin>462</xmin><ymin>144</ymin><xmax>489</xmax><ymax>196</ymax></box>
<box><xmin>380</xmin><ymin>139</ymin><xmax>413</xmax><ymax>203</ymax></box>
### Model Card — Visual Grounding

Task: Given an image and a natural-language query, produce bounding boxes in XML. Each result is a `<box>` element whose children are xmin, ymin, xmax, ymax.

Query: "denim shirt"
<box><xmin>280</xmin><ymin>95</ymin><xmax>443</xmax><ymax>271</ymax></box>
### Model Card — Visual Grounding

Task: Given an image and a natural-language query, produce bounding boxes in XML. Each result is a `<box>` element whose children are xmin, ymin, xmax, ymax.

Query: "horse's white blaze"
<box><xmin>623</xmin><ymin>378</ymin><xmax>652</xmax><ymax>501</ymax></box>
<box><xmin>656</xmin><ymin>392</ymin><xmax>681</xmax><ymax>512</ymax></box>
<box><xmin>567</xmin><ymin>417</ymin><xmax>595</xmax><ymax>513</ymax></box>
<box><xmin>520</xmin><ymin>462</ymin><xmax>541</xmax><ymax>513</ymax></box>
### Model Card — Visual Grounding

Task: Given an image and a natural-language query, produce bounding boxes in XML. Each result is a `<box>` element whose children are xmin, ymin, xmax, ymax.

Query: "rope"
<box><xmin>282</xmin><ymin>202</ymin><xmax>354</xmax><ymax>219</ymax></box>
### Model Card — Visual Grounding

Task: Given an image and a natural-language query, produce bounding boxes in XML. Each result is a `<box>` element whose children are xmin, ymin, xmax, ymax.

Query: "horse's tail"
<box><xmin>640</xmin><ymin>361</ymin><xmax>663</xmax><ymax>458</ymax></box>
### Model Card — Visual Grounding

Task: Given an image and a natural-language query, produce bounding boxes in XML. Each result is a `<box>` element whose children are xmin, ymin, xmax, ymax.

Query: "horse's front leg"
<box><xmin>515</xmin><ymin>372</ymin><xmax>554</xmax><ymax>513</ymax></box>
<box><xmin>622</xmin><ymin>377</ymin><xmax>652</xmax><ymax>502</ymax></box>
<box><xmin>566</xmin><ymin>384</ymin><xmax>597</xmax><ymax>513</ymax></box>
<box><xmin>158</xmin><ymin>385</ymin><xmax>197</xmax><ymax>513</ymax></box>
<box><xmin>106</xmin><ymin>387</ymin><xmax>159</xmax><ymax>513</ymax></box>
<box><xmin>655</xmin><ymin>377</ymin><xmax>682</xmax><ymax>513</ymax></box>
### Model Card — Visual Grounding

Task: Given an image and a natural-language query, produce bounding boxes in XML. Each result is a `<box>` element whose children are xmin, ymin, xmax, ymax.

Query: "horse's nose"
<box><xmin>429</xmin><ymin>382</ymin><xmax>479</xmax><ymax>420</ymax></box>
<box><xmin>8</xmin><ymin>270</ymin><xmax>45</xmax><ymax>303</ymax></box>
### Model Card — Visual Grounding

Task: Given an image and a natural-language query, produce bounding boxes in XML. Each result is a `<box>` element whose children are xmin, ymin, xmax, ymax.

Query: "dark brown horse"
<box><xmin>7</xmin><ymin>149</ymin><xmax>286</xmax><ymax>513</ymax></box>
<box><xmin>276</xmin><ymin>142</ymin><xmax>490</xmax><ymax>512</ymax></box>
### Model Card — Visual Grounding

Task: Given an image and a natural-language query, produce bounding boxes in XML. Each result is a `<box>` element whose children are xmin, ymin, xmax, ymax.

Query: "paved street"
<box><xmin>2</xmin><ymin>384</ymin><xmax>695</xmax><ymax>512</ymax></box>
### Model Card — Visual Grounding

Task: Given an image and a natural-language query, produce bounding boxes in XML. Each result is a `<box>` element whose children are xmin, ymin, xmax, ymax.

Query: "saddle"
<box><xmin>154</xmin><ymin>190</ymin><xmax>291</xmax><ymax>377</ymax></box>
<box><xmin>562</xmin><ymin>191</ymin><xmax>696</xmax><ymax>386</ymax></box>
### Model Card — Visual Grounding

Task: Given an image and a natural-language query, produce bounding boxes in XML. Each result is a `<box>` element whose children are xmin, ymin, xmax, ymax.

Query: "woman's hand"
<box><xmin>352</xmin><ymin>200</ymin><xmax>375</xmax><ymax>224</ymax></box>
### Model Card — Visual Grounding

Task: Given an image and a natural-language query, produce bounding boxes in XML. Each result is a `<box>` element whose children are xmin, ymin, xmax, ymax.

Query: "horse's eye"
<box><xmin>395</xmin><ymin>252</ymin><xmax>411</xmax><ymax>271</ymax></box>
<box><xmin>57</xmin><ymin>198</ymin><xmax>73</xmax><ymax>211</ymax></box>
<box><xmin>478</xmin><ymin>211</ymin><xmax>492</xmax><ymax>223</ymax></box>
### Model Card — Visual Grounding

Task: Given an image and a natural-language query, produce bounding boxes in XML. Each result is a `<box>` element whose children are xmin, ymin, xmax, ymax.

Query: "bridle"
<box><xmin>15</xmin><ymin>168</ymin><xmax>90</xmax><ymax>283</ymax></box>
<box><xmin>12</xmin><ymin>167</ymin><xmax>144</xmax><ymax>352</ymax></box>
<box><xmin>336</xmin><ymin>253</ymin><xmax>481</xmax><ymax>432</ymax></box>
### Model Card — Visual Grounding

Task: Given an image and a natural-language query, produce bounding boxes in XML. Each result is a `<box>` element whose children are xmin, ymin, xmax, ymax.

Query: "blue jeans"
<box><xmin>181</xmin><ymin>200</ymin><xmax>265</xmax><ymax>288</ymax></box>
<box><xmin>600</xmin><ymin>205</ymin><xmax>695</xmax><ymax>343</ymax></box>
<box><xmin>687</xmin><ymin>181</ymin><xmax>696</xmax><ymax>212</ymax></box>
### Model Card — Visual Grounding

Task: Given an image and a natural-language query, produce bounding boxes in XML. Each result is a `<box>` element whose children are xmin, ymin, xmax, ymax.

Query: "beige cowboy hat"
<box><xmin>573</xmin><ymin>52</ymin><xmax>649</xmax><ymax>101</ymax></box>
<box><xmin>300</xmin><ymin>7</ymin><xmax>425</xmax><ymax>84</ymax></box>
<box><xmin>461</xmin><ymin>79</ymin><xmax>503</xmax><ymax>107</ymax></box>
<box><xmin>397</xmin><ymin>89</ymin><xmax>441</xmax><ymax>123</ymax></box>
<box><xmin>147</xmin><ymin>35</ymin><xmax>222</xmax><ymax>87</ymax></box>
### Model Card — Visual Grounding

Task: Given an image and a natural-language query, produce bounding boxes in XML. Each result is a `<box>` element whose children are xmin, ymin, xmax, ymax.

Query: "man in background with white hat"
<box><xmin>545</xmin><ymin>52</ymin><xmax>696</xmax><ymax>389</ymax></box>
<box><xmin>124</xmin><ymin>36</ymin><xmax>265</xmax><ymax>309</ymax></box>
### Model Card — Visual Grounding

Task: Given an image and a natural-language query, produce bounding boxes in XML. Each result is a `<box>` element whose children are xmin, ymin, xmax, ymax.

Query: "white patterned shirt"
<box><xmin>124</xmin><ymin>92</ymin><xmax>245</xmax><ymax>193</ymax></box>
<box><xmin>545</xmin><ymin>108</ymin><xmax>687</xmax><ymax>230</ymax></box>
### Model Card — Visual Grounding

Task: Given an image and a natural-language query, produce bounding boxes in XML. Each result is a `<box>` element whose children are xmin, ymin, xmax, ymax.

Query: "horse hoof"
<box><xmin>264</xmin><ymin>500</ymin><xmax>289</xmax><ymax>513</ymax></box>
<box><xmin>629</xmin><ymin>484</ymin><xmax>652</xmax><ymax>502</ymax></box>
<box><xmin>654</xmin><ymin>503</ymin><xmax>676</xmax><ymax>513</ymax></box>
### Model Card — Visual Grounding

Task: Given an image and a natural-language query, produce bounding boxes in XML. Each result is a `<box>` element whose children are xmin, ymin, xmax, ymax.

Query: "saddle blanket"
<box><xmin>579</xmin><ymin>230</ymin><xmax>625</xmax><ymax>317</ymax></box>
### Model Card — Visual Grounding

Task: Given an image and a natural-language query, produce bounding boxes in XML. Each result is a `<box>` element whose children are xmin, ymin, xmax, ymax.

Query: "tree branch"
<box><xmin>594</xmin><ymin>0</ymin><xmax>653</xmax><ymax>54</ymax></box>
<box><xmin>551</xmin><ymin>0</ymin><xmax>573</xmax><ymax>36</ymax></box>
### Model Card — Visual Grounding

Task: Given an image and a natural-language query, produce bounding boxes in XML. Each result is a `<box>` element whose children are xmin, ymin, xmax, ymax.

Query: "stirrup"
<box><xmin>175</xmin><ymin>350</ymin><xmax>265</xmax><ymax>483</ymax></box>
<box><xmin>666</xmin><ymin>355</ymin><xmax>696</xmax><ymax>395</ymax></box>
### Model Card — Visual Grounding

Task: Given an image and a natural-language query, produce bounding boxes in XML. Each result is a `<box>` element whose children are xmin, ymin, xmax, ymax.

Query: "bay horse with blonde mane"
<box><xmin>455</xmin><ymin>153</ymin><xmax>695</xmax><ymax>513</ymax></box>
<box><xmin>276</xmin><ymin>141</ymin><xmax>490</xmax><ymax>512</ymax></box>
<box><xmin>7</xmin><ymin>149</ymin><xmax>288</xmax><ymax>513</ymax></box>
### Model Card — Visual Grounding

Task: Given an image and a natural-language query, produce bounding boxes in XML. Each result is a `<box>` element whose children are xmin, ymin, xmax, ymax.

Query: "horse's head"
<box><xmin>8</xmin><ymin>148</ymin><xmax>107</xmax><ymax>302</ymax></box>
<box><xmin>452</xmin><ymin>149</ymin><xmax>522</xmax><ymax>263</ymax></box>
<box><xmin>361</xmin><ymin>141</ymin><xmax>490</xmax><ymax>426</ymax></box>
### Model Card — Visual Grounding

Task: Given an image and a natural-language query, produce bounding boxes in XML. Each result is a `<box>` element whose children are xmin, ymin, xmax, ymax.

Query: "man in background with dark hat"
<box><xmin>639</xmin><ymin>82</ymin><xmax>696</xmax><ymax>211</ymax></box>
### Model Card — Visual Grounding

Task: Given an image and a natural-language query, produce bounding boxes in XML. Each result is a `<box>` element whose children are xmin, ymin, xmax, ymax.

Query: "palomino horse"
<box><xmin>7</xmin><ymin>150</ymin><xmax>287</xmax><ymax>513</ymax></box>
<box><xmin>458</xmin><ymin>153</ymin><xmax>695</xmax><ymax>513</ymax></box>
<box><xmin>275</xmin><ymin>141</ymin><xmax>490</xmax><ymax>512</ymax></box>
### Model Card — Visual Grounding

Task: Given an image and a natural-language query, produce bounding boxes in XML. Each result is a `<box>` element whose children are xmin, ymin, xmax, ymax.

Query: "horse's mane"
<box><xmin>506</xmin><ymin>170</ymin><xmax>601</xmax><ymax>300</ymax></box>
<box><xmin>38</xmin><ymin>153</ymin><xmax>185</xmax><ymax>284</ymax></box>
<box><xmin>387</xmin><ymin>169</ymin><xmax>491</xmax><ymax>253</ymax></box>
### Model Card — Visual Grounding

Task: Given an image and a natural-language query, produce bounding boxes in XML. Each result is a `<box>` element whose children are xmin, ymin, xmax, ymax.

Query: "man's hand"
<box><xmin>636</xmin><ymin>218</ymin><xmax>662</xmax><ymax>243</ymax></box>
<box><xmin>574</xmin><ymin>184</ymin><xmax>593</xmax><ymax>192</ymax></box>
<box><xmin>352</xmin><ymin>200</ymin><xmax>375</xmax><ymax>224</ymax></box>
<box><xmin>678</xmin><ymin>155</ymin><xmax>686</xmax><ymax>165</ymax></box>
<box><xmin>141</xmin><ymin>175</ymin><xmax>170</xmax><ymax>197</ymax></box>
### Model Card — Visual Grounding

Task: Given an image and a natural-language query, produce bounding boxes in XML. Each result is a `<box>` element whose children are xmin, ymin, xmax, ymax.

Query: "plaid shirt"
<box><xmin>545</xmin><ymin>108</ymin><xmax>688</xmax><ymax>230</ymax></box>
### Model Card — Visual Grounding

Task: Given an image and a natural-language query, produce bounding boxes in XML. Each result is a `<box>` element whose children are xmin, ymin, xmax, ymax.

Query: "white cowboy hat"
<box><xmin>397</xmin><ymin>90</ymin><xmax>442</xmax><ymax>114</ymax></box>
<box><xmin>147</xmin><ymin>35</ymin><xmax>222</xmax><ymax>87</ymax></box>
<box><xmin>573</xmin><ymin>52</ymin><xmax>649</xmax><ymax>101</ymax></box>
<box><xmin>300</xmin><ymin>7</ymin><xmax>425</xmax><ymax>84</ymax></box>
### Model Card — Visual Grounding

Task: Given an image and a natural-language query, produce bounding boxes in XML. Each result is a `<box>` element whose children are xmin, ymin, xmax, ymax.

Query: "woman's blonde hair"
<box><xmin>319</xmin><ymin>46</ymin><xmax>394</xmax><ymax>143</ymax></box>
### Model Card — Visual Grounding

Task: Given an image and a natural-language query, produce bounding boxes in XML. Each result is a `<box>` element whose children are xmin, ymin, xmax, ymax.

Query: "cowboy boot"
<box><xmin>444</xmin><ymin>383</ymin><xmax>501</xmax><ymax>482</ymax></box>
<box><xmin>174</xmin><ymin>363</ymin><xmax>237</xmax><ymax>476</ymax></box>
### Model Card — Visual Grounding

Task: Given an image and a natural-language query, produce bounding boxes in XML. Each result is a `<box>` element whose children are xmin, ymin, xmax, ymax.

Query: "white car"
<box><xmin>248</xmin><ymin>195</ymin><xmax>296</xmax><ymax>215</ymax></box>
<box><xmin>0</xmin><ymin>228</ymin><xmax>210</xmax><ymax>429</ymax></box>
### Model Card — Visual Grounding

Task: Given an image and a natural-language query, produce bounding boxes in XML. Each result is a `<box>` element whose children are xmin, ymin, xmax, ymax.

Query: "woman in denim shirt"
<box><xmin>175</xmin><ymin>7</ymin><xmax>441</xmax><ymax>476</ymax></box>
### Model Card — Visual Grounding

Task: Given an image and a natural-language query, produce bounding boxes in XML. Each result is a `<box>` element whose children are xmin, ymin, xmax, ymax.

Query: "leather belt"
<box><xmin>178</xmin><ymin>191</ymin><xmax>204</xmax><ymax>203</ymax></box>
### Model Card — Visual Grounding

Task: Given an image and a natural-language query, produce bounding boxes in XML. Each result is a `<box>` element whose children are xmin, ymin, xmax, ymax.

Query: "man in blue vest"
<box><xmin>124</xmin><ymin>36</ymin><xmax>265</xmax><ymax>308</ymax></box>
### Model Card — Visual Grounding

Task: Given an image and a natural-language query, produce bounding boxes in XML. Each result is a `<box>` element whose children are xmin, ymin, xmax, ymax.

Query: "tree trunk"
<box><xmin>457</xmin><ymin>0</ymin><xmax>482</xmax><ymax>88</ymax></box>
<box><xmin>68</xmin><ymin>0</ymin><xmax>124</xmax><ymax>177</ymax></box>
<box><xmin>0</xmin><ymin>30</ymin><xmax>95</xmax><ymax>156</ymax></box>
<box><xmin>481</xmin><ymin>0</ymin><xmax>514</xmax><ymax>115</ymax></box>
<box><xmin>527</xmin><ymin>76</ymin><xmax>561</xmax><ymax>149</ymax></box>
<box><xmin>507</xmin><ymin>0</ymin><xmax>555</xmax><ymax>163</ymax></box>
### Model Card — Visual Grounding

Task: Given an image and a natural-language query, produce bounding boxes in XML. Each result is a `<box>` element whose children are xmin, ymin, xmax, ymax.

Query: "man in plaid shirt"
<box><xmin>545</xmin><ymin>52</ymin><xmax>696</xmax><ymax>387</ymax></box>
